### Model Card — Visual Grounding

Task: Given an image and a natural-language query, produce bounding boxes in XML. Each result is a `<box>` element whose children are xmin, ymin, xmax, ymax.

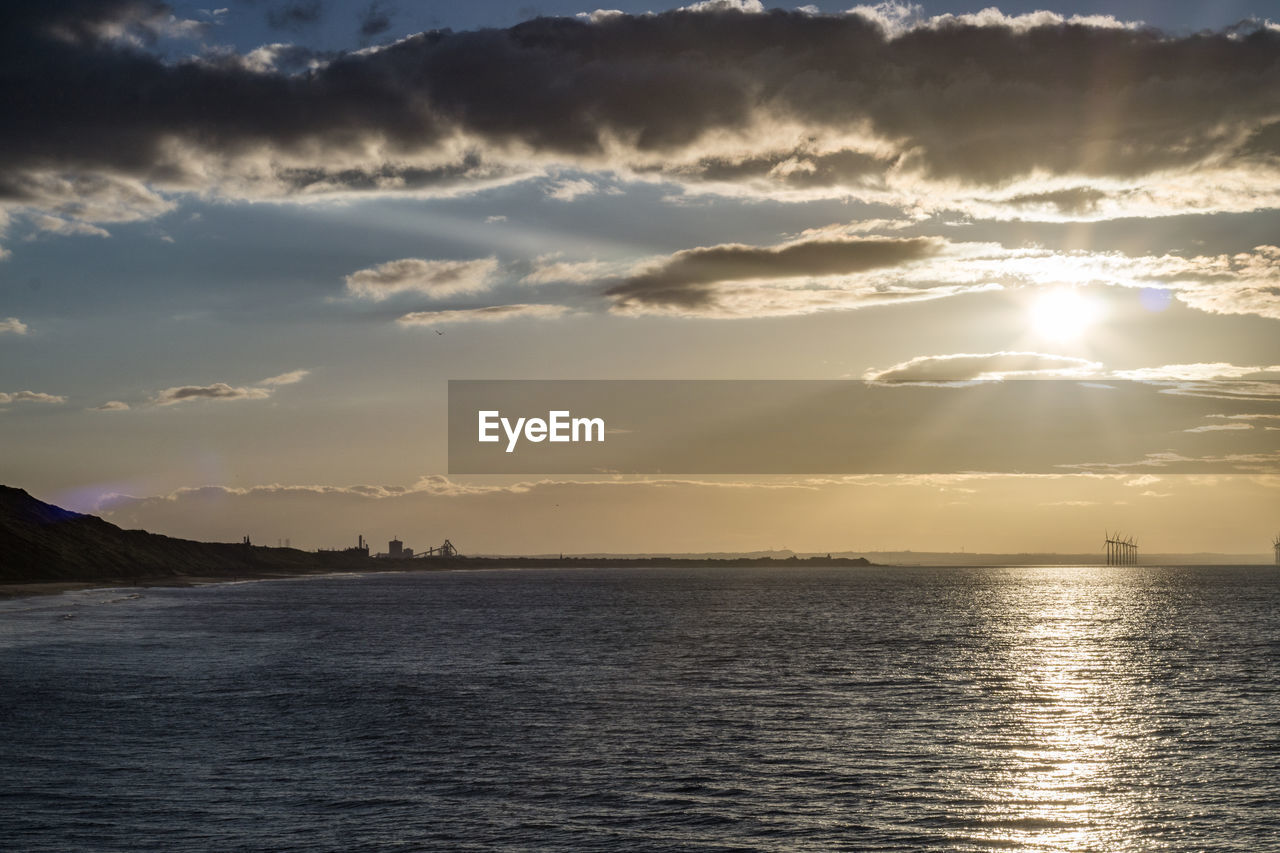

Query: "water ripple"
<box><xmin>1</xmin><ymin>565</ymin><xmax>1278</xmax><ymax>851</ymax></box>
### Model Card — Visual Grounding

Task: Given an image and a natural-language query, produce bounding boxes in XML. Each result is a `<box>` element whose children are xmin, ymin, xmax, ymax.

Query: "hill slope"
<box><xmin>0</xmin><ymin>486</ymin><xmax>334</xmax><ymax>583</ymax></box>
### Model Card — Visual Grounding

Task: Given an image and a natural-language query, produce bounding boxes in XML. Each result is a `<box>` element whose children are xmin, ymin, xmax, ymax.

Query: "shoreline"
<box><xmin>0</xmin><ymin>556</ymin><xmax>876</xmax><ymax>600</ymax></box>
<box><xmin>0</xmin><ymin>565</ymin><xmax>459</xmax><ymax>601</ymax></box>
<box><xmin>4</xmin><ymin>559</ymin><xmax>1271</xmax><ymax>602</ymax></box>
<box><xmin>0</xmin><ymin>545</ymin><xmax>870</xmax><ymax>596</ymax></box>
<box><xmin>0</xmin><ymin>572</ymin><xmax>325</xmax><ymax>601</ymax></box>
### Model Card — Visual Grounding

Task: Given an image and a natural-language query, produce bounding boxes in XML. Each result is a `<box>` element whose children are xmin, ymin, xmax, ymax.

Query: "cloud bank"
<box><xmin>4</xmin><ymin>0</ymin><xmax>1280</xmax><ymax>237</ymax></box>
<box><xmin>371</xmin><ymin>234</ymin><xmax>1280</xmax><ymax>322</ymax></box>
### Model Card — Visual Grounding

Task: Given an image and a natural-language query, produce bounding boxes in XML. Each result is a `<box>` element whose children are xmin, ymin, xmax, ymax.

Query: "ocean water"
<box><xmin>1</xmin><ymin>565</ymin><xmax>1278</xmax><ymax>852</ymax></box>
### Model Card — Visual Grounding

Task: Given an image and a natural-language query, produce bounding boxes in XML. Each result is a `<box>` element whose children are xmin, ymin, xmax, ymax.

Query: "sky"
<box><xmin>0</xmin><ymin>0</ymin><xmax>1277</xmax><ymax>556</ymax></box>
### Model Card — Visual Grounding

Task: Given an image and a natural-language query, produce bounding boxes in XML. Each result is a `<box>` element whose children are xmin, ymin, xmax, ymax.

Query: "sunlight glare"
<box><xmin>1030</xmin><ymin>289</ymin><xmax>1103</xmax><ymax>342</ymax></box>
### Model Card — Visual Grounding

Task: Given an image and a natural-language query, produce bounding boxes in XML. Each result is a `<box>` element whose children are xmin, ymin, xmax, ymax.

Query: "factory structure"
<box><xmin>316</xmin><ymin>534</ymin><xmax>458</xmax><ymax>561</ymax></box>
<box><xmin>374</xmin><ymin>536</ymin><xmax>457</xmax><ymax>560</ymax></box>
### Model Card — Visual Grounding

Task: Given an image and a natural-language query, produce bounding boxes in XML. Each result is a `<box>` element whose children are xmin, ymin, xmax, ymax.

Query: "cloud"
<box><xmin>1168</xmin><ymin>245</ymin><xmax>1280</xmax><ymax>320</ymax></box>
<box><xmin>259</xmin><ymin>369</ymin><xmax>310</xmax><ymax>386</ymax></box>
<box><xmin>860</xmin><ymin>356</ymin><xmax>1280</xmax><ymax>400</ymax></box>
<box><xmin>546</xmin><ymin>178</ymin><xmax>597</xmax><ymax>201</ymax></box>
<box><xmin>28</xmin><ymin>214</ymin><xmax>110</xmax><ymax>237</ymax></box>
<box><xmin>398</xmin><ymin>304</ymin><xmax>571</xmax><ymax>325</ymax></box>
<box><xmin>238</xmin><ymin>42</ymin><xmax>333</xmax><ymax>75</ymax></box>
<box><xmin>1111</xmin><ymin>363</ymin><xmax>1280</xmax><ymax>381</ymax></box>
<box><xmin>852</xmin><ymin>6</ymin><xmax>1141</xmax><ymax>37</ymax></box>
<box><xmin>614</xmin><ymin>280</ymin><xmax>1000</xmax><ymax>319</ymax></box>
<box><xmin>1152</xmin><ymin>380</ymin><xmax>1280</xmax><ymax>403</ymax></box>
<box><xmin>358</xmin><ymin>2</ymin><xmax>393</xmax><ymax>38</ymax></box>
<box><xmin>1060</xmin><ymin>450</ymin><xmax>1280</xmax><ymax>474</ymax></box>
<box><xmin>0</xmin><ymin>317</ymin><xmax>27</xmax><ymax>335</ymax></box>
<box><xmin>152</xmin><ymin>382</ymin><xmax>272</xmax><ymax>406</ymax></box>
<box><xmin>891</xmin><ymin>243</ymin><xmax>1278</xmax><ymax>322</ymax></box>
<box><xmin>149</xmin><ymin>369</ymin><xmax>310</xmax><ymax>406</ymax></box>
<box><xmin>1207</xmin><ymin>413</ymin><xmax>1280</xmax><ymax>421</ymax></box>
<box><xmin>90</xmin><ymin>400</ymin><xmax>130</xmax><ymax>411</ymax></box>
<box><xmin>1185</xmin><ymin>423</ymin><xmax>1254</xmax><ymax>433</ymax></box>
<box><xmin>0</xmin><ymin>390</ymin><xmax>66</xmax><ymax>404</ymax></box>
<box><xmin>28</xmin><ymin>0</ymin><xmax>206</xmax><ymax>45</ymax></box>
<box><xmin>344</xmin><ymin>258</ymin><xmax>499</xmax><ymax>301</ymax></box>
<box><xmin>522</xmin><ymin>255</ymin><xmax>624</xmax><ymax>285</ymax></box>
<box><xmin>605</xmin><ymin>235</ymin><xmax>947</xmax><ymax>316</ymax></box>
<box><xmin>592</xmin><ymin>235</ymin><xmax>1280</xmax><ymax>321</ymax></box>
<box><xmin>267</xmin><ymin>1</ymin><xmax>322</xmax><ymax>31</ymax></box>
<box><xmin>4</xmin><ymin>3</ymin><xmax>1280</xmax><ymax>233</ymax></box>
<box><xmin>681</xmin><ymin>0</ymin><xmax>764</xmax><ymax>13</ymax></box>
<box><xmin>864</xmin><ymin>352</ymin><xmax>1104</xmax><ymax>382</ymax></box>
<box><xmin>2</xmin><ymin>172</ymin><xmax>175</xmax><ymax>232</ymax></box>
<box><xmin>435</xmin><ymin>231</ymin><xmax>1280</xmax><ymax>322</ymax></box>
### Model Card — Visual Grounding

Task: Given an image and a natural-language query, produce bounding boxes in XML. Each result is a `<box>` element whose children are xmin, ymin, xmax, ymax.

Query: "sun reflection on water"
<box><xmin>954</xmin><ymin>567</ymin><xmax>1153</xmax><ymax>852</ymax></box>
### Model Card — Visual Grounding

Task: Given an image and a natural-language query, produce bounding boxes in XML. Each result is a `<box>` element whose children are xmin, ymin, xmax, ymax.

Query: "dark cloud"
<box><xmin>274</xmin><ymin>157</ymin><xmax>505</xmax><ymax>194</ymax></box>
<box><xmin>664</xmin><ymin>149</ymin><xmax>893</xmax><ymax>190</ymax></box>
<box><xmin>4</xmin><ymin>0</ymin><xmax>184</xmax><ymax>45</ymax></box>
<box><xmin>1</xmin><ymin>3</ymin><xmax>1279</xmax><ymax>221</ymax></box>
<box><xmin>1004</xmin><ymin>187</ymin><xmax>1110</xmax><ymax>216</ymax></box>
<box><xmin>267</xmin><ymin>1</ymin><xmax>322</xmax><ymax>31</ymax></box>
<box><xmin>606</xmin><ymin>237</ymin><xmax>943</xmax><ymax>311</ymax></box>
<box><xmin>358</xmin><ymin>1</ymin><xmax>393</xmax><ymax>39</ymax></box>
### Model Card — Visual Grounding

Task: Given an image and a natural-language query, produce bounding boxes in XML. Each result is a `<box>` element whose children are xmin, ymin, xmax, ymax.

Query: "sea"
<box><xmin>1</xmin><ymin>565</ymin><xmax>1278</xmax><ymax>852</ymax></box>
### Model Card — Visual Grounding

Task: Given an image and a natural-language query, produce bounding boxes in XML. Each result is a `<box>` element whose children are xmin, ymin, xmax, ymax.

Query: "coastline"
<box><xmin>0</xmin><ymin>572</ymin><xmax>331</xmax><ymax>601</ymax></box>
<box><xmin>6</xmin><ymin>557</ymin><xmax>1270</xmax><ymax>602</ymax></box>
<box><xmin>0</xmin><ymin>556</ymin><xmax>878</xmax><ymax>601</ymax></box>
<box><xmin>0</xmin><ymin>567</ymin><xmax>416</xmax><ymax>601</ymax></box>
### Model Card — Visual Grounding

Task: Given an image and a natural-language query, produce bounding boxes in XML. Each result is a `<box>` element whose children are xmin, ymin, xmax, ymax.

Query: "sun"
<box><xmin>1029</xmin><ymin>288</ymin><xmax>1103</xmax><ymax>342</ymax></box>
